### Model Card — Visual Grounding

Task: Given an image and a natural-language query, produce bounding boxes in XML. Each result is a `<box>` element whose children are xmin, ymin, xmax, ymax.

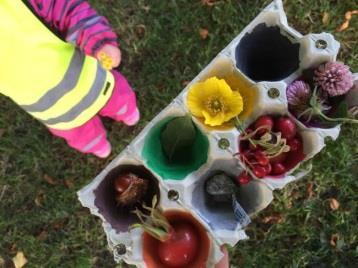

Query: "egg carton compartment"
<box><xmin>184</xmin><ymin>158</ymin><xmax>272</xmax><ymax>246</ymax></box>
<box><xmin>225</xmin><ymin>0</ymin><xmax>302</xmax><ymax>83</ymax></box>
<box><xmin>223</xmin><ymin>0</ymin><xmax>340</xmax><ymax>87</ymax></box>
<box><xmin>109</xmin><ymin>210</ymin><xmax>225</xmax><ymax>268</ymax></box>
<box><xmin>109</xmin><ymin>192</ymin><xmax>226</xmax><ymax>267</ymax></box>
<box><xmin>177</xmin><ymin>55</ymin><xmax>259</xmax><ymax>134</ymax></box>
<box><xmin>285</xmin><ymin>67</ymin><xmax>356</xmax><ymax>142</ymax></box>
<box><xmin>78</xmin><ymin>151</ymin><xmax>163</xmax><ymax>234</ymax></box>
<box><xmin>133</xmin><ymin>102</ymin><xmax>239</xmax><ymax>183</ymax></box>
<box><xmin>237</xmin><ymin>108</ymin><xmax>325</xmax><ymax>190</ymax></box>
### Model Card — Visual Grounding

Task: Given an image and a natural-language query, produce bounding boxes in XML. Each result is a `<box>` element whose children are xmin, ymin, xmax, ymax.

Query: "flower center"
<box><xmin>206</xmin><ymin>97</ymin><xmax>224</xmax><ymax>115</ymax></box>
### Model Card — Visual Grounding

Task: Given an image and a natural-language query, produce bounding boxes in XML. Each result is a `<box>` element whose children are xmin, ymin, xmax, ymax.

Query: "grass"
<box><xmin>0</xmin><ymin>0</ymin><xmax>357</xmax><ymax>267</ymax></box>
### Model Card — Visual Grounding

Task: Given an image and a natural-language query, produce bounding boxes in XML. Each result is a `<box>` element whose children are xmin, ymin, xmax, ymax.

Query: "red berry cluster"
<box><xmin>236</xmin><ymin>115</ymin><xmax>306</xmax><ymax>184</ymax></box>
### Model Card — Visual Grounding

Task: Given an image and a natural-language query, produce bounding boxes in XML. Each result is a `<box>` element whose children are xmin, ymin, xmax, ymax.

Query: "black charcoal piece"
<box><xmin>235</xmin><ymin>23</ymin><xmax>300</xmax><ymax>82</ymax></box>
<box><xmin>205</xmin><ymin>173</ymin><xmax>237</xmax><ymax>204</ymax></box>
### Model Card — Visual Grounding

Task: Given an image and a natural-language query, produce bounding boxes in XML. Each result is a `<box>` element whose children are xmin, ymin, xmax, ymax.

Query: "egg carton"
<box><xmin>78</xmin><ymin>0</ymin><xmax>347</xmax><ymax>267</ymax></box>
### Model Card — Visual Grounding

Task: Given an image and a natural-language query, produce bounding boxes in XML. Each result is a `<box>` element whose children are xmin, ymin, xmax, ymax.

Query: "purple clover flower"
<box><xmin>314</xmin><ymin>62</ymin><xmax>353</xmax><ymax>97</ymax></box>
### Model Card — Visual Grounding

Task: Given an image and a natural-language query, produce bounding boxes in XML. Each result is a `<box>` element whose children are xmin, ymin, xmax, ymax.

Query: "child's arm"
<box><xmin>28</xmin><ymin>0</ymin><xmax>121</xmax><ymax>67</ymax></box>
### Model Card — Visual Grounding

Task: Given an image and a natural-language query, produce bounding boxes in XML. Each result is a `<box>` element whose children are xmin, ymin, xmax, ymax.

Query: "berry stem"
<box><xmin>131</xmin><ymin>196</ymin><xmax>172</xmax><ymax>242</ymax></box>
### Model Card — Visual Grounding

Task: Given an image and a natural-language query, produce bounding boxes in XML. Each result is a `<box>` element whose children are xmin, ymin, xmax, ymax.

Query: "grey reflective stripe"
<box><xmin>116</xmin><ymin>104</ymin><xmax>128</xmax><ymax>116</ymax></box>
<box><xmin>21</xmin><ymin>49</ymin><xmax>85</xmax><ymax>113</ymax></box>
<box><xmin>41</xmin><ymin>63</ymin><xmax>107</xmax><ymax>126</ymax></box>
<box><xmin>82</xmin><ymin>134</ymin><xmax>103</xmax><ymax>152</ymax></box>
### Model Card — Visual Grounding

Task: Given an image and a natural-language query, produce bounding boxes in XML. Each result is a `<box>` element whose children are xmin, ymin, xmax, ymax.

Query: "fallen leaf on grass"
<box><xmin>182</xmin><ymin>80</ymin><xmax>190</xmax><ymax>87</ymax></box>
<box><xmin>36</xmin><ymin>230</ymin><xmax>48</xmax><ymax>242</ymax></box>
<box><xmin>201</xmin><ymin>0</ymin><xmax>218</xmax><ymax>6</ymax></box>
<box><xmin>322</xmin><ymin>12</ymin><xmax>330</xmax><ymax>25</ymax></box>
<box><xmin>330</xmin><ymin>233</ymin><xmax>339</xmax><ymax>247</ymax></box>
<box><xmin>64</xmin><ymin>179</ymin><xmax>74</xmax><ymax>189</ymax></box>
<box><xmin>9</xmin><ymin>244</ymin><xmax>17</xmax><ymax>255</ymax></box>
<box><xmin>199</xmin><ymin>28</ymin><xmax>209</xmax><ymax>39</ymax></box>
<box><xmin>306</xmin><ymin>182</ymin><xmax>314</xmax><ymax>198</ymax></box>
<box><xmin>43</xmin><ymin>174</ymin><xmax>58</xmax><ymax>185</ymax></box>
<box><xmin>135</xmin><ymin>24</ymin><xmax>146</xmax><ymax>37</ymax></box>
<box><xmin>12</xmin><ymin>252</ymin><xmax>27</xmax><ymax>268</ymax></box>
<box><xmin>34</xmin><ymin>191</ymin><xmax>45</xmax><ymax>207</ymax></box>
<box><xmin>337</xmin><ymin>10</ymin><xmax>358</xmax><ymax>32</ymax></box>
<box><xmin>261</xmin><ymin>214</ymin><xmax>284</xmax><ymax>224</ymax></box>
<box><xmin>51</xmin><ymin>218</ymin><xmax>68</xmax><ymax>230</ymax></box>
<box><xmin>329</xmin><ymin>198</ymin><xmax>340</xmax><ymax>211</ymax></box>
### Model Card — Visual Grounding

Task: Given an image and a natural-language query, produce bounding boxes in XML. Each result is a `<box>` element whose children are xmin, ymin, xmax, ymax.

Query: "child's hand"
<box><xmin>97</xmin><ymin>45</ymin><xmax>122</xmax><ymax>69</ymax></box>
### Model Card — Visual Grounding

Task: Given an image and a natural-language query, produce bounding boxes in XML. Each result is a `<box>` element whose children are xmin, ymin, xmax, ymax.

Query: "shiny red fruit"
<box><xmin>269</xmin><ymin>152</ymin><xmax>288</xmax><ymax>164</ymax></box>
<box><xmin>263</xmin><ymin>163</ymin><xmax>272</xmax><ymax>175</ymax></box>
<box><xmin>255</xmin><ymin>115</ymin><xmax>274</xmax><ymax>135</ymax></box>
<box><xmin>249</xmin><ymin>142</ymin><xmax>258</xmax><ymax>150</ymax></box>
<box><xmin>272</xmin><ymin>163</ymin><xmax>286</xmax><ymax>175</ymax></box>
<box><xmin>274</xmin><ymin>117</ymin><xmax>297</xmax><ymax>140</ymax></box>
<box><xmin>236</xmin><ymin>172</ymin><xmax>251</xmax><ymax>185</ymax></box>
<box><xmin>114</xmin><ymin>174</ymin><xmax>132</xmax><ymax>195</ymax></box>
<box><xmin>253</xmin><ymin>165</ymin><xmax>267</xmax><ymax>178</ymax></box>
<box><xmin>287</xmin><ymin>137</ymin><xmax>302</xmax><ymax>152</ymax></box>
<box><xmin>158</xmin><ymin>222</ymin><xmax>199</xmax><ymax>267</ymax></box>
<box><xmin>254</xmin><ymin>150</ymin><xmax>269</xmax><ymax>166</ymax></box>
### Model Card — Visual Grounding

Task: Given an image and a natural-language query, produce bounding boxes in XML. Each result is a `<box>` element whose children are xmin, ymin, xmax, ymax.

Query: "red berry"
<box><xmin>269</xmin><ymin>152</ymin><xmax>288</xmax><ymax>164</ymax></box>
<box><xmin>244</xmin><ymin>128</ymin><xmax>253</xmax><ymax>135</ymax></box>
<box><xmin>249</xmin><ymin>142</ymin><xmax>258</xmax><ymax>150</ymax></box>
<box><xmin>274</xmin><ymin>117</ymin><xmax>297</xmax><ymax>140</ymax></box>
<box><xmin>287</xmin><ymin>137</ymin><xmax>302</xmax><ymax>152</ymax></box>
<box><xmin>255</xmin><ymin>115</ymin><xmax>274</xmax><ymax>135</ymax></box>
<box><xmin>254</xmin><ymin>150</ymin><xmax>269</xmax><ymax>166</ymax></box>
<box><xmin>263</xmin><ymin>163</ymin><xmax>272</xmax><ymax>175</ymax></box>
<box><xmin>253</xmin><ymin>166</ymin><xmax>267</xmax><ymax>178</ymax></box>
<box><xmin>240</xmin><ymin>149</ymin><xmax>251</xmax><ymax>156</ymax></box>
<box><xmin>236</xmin><ymin>172</ymin><xmax>251</xmax><ymax>185</ymax></box>
<box><xmin>272</xmin><ymin>163</ymin><xmax>286</xmax><ymax>175</ymax></box>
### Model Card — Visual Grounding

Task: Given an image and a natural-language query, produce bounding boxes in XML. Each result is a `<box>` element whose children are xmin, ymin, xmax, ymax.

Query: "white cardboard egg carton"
<box><xmin>78</xmin><ymin>1</ymin><xmax>344</xmax><ymax>267</ymax></box>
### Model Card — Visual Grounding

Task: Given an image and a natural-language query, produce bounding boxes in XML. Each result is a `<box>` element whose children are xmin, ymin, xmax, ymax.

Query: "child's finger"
<box><xmin>214</xmin><ymin>246</ymin><xmax>229</xmax><ymax>268</ymax></box>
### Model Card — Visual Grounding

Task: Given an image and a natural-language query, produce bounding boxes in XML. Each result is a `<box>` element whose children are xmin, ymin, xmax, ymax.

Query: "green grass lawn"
<box><xmin>1</xmin><ymin>0</ymin><xmax>357</xmax><ymax>267</ymax></box>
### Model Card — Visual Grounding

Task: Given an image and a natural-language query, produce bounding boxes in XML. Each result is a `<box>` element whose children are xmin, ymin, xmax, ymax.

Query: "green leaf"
<box><xmin>160</xmin><ymin>116</ymin><xmax>196</xmax><ymax>162</ymax></box>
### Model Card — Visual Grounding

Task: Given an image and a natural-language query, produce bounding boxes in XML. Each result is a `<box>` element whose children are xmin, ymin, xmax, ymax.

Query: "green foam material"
<box><xmin>141</xmin><ymin>116</ymin><xmax>209</xmax><ymax>180</ymax></box>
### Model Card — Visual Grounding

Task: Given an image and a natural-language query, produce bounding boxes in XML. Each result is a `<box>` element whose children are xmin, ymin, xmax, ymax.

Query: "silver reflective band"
<box><xmin>82</xmin><ymin>133</ymin><xmax>103</xmax><ymax>152</ymax></box>
<box><xmin>116</xmin><ymin>104</ymin><xmax>128</xmax><ymax>116</ymax></box>
<box><xmin>21</xmin><ymin>49</ymin><xmax>85</xmax><ymax>112</ymax></box>
<box><xmin>41</xmin><ymin>62</ymin><xmax>107</xmax><ymax>125</ymax></box>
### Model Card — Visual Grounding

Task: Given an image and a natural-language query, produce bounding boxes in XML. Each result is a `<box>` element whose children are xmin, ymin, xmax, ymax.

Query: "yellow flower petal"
<box><xmin>202</xmin><ymin>110</ymin><xmax>226</xmax><ymax>126</ymax></box>
<box><xmin>224</xmin><ymin>73</ymin><xmax>257</xmax><ymax>121</ymax></box>
<box><xmin>187</xmin><ymin>81</ymin><xmax>214</xmax><ymax>117</ymax></box>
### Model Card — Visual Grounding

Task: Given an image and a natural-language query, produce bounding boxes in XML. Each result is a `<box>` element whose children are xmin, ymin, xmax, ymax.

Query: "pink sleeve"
<box><xmin>28</xmin><ymin>0</ymin><xmax>118</xmax><ymax>57</ymax></box>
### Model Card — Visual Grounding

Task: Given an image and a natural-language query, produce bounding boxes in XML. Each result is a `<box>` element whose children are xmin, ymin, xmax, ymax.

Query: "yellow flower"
<box><xmin>98</xmin><ymin>52</ymin><xmax>113</xmax><ymax>70</ymax></box>
<box><xmin>224</xmin><ymin>74</ymin><xmax>257</xmax><ymax>121</ymax></box>
<box><xmin>187</xmin><ymin>77</ymin><xmax>243</xmax><ymax>126</ymax></box>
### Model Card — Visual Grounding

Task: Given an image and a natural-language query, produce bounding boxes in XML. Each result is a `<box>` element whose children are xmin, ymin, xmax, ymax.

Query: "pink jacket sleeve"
<box><xmin>28</xmin><ymin>0</ymin><xmax>118</xmax><ymax>57</ymax></box>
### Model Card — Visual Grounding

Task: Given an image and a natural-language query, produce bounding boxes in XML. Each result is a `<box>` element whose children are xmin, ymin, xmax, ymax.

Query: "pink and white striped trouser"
<box><xmin>48</xmin><ymin>71</ymin><xmax>139</xmax><ymax>158</ymax></box>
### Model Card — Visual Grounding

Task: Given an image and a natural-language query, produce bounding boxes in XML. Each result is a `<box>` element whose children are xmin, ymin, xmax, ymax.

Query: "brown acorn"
<box><xmin>114</xmin><ymin>173</ymin><xmax>149</xmax><ymax>207</ymax></box>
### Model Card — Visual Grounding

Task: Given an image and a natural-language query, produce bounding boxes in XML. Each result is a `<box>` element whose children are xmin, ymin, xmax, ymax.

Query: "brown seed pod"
<box><xmin>116</xmin><ymin>175</ymin><xmax>149</xmax><ymax>207</ymax></box>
